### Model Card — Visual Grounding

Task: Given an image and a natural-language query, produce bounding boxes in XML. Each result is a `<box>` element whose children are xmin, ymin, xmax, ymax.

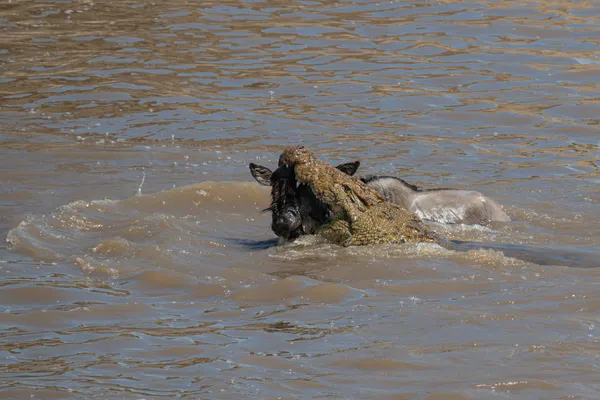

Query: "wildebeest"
<box><xmin>249</xmin><ymin>162</ymin><xmax>339</xmax><ymax>241</ymax></box>
<box><xmin>250</xmin><ymin>160</ymin><xmax>509</xmax><ymax>241</ymax></box>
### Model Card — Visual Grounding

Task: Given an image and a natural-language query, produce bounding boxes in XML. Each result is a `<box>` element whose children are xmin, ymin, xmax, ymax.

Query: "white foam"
<box><xmin>574</xmin><ymin>57</ymin><xmax>600</xmax><ymax>65</ymax></box>
<box><xmin>417</xmin><ymin>205</ymin><xmax>467</xmax><ymax>224</ymax></box>
<box><xmin>136</xmin><ymin>168</ymin><xmax>146</xmax><ymax>196</ymax></box>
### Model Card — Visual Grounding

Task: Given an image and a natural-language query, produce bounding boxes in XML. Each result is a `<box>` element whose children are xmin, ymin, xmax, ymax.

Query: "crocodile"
<box><xmin>277</xmin><ymin>145</ymin><xmax>439</xmax><ymax>247</ymax></box>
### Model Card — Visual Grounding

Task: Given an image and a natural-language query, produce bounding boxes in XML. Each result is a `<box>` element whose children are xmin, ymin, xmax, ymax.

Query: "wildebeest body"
<box><xmin>361</xmin><ymin>175</ymin><xmax>510</xmax><ymax>225</ymax></box>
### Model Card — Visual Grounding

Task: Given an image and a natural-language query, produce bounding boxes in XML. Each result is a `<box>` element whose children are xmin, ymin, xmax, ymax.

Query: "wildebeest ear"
<box><xmin>249</xmin><ymin>163</ymin><xmax>273</xmax><ymax>186</ymax></box>
<box><xmin>335</xmin><ymin>161</ymin><xmax>360</xmax><ymax>176</ymax></box>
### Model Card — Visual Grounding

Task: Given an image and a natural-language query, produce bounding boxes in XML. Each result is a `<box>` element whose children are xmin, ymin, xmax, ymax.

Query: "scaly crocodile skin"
<box><xmin>278</xmin><ymin>146</ymin><xmax>439</xmax><ymax>247</ymax></box>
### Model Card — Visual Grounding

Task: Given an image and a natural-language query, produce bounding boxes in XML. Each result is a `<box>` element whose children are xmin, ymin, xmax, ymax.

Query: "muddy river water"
<box><xmin>1</xmin><ymin>0</ymin><xmax>600</xmax><ymax>398</ymax></box>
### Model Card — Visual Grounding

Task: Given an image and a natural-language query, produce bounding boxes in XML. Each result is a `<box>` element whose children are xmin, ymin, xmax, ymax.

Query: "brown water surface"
<box><xmin>1</xmin><ymin>0</ymin><xmax>599</xmax><ymax>398</ymax></box>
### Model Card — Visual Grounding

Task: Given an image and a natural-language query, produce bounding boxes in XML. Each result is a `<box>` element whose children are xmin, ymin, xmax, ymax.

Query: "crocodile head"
<box><xmin>277</xmin><ymin>146</ymin><xmax>438</xmax><ymax>247</ymax></box>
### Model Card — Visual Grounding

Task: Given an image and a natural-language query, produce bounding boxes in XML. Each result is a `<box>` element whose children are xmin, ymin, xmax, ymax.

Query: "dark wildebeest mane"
<box><xmin>264</xmin><ymin>165</ymin><xmax>297</xmax><ymax>216</ymax></box>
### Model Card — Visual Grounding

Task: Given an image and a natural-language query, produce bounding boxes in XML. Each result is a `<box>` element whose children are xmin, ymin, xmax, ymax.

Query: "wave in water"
<box><xmin>7</xmin><ymin>181</ymin><xmax>598</xmax><ymax>279</ymax></box>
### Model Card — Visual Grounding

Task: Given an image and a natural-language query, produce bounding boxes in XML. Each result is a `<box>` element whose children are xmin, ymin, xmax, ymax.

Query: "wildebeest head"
<box><xmin>249</xmin><ymin>160</ymin><xmax>360</xmax><ymax>241</ymax></box>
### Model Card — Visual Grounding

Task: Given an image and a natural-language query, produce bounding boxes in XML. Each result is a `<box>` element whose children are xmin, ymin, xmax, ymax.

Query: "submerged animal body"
<box><xmin>361</xmin><ymin>175</ymin><xmax>510</xmax><ymax>225</ymax></box>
